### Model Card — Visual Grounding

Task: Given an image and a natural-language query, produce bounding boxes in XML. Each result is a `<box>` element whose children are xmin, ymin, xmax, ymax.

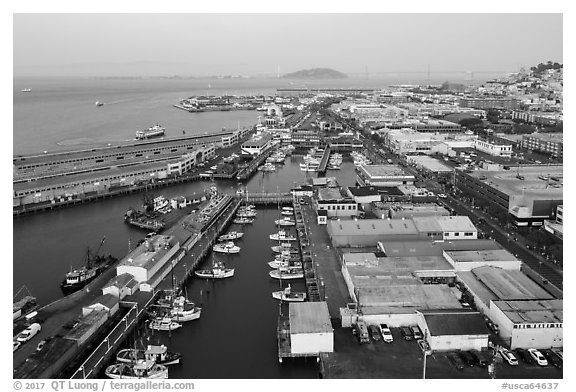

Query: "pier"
<box><xmin>235</xmin><ymin>148</ymin><xmax>275</xmax><ymax>181</ymax></box>
<box><xmin>316</xmin><ymin>147</ymin><xmax>331</xmax><ymax>174</ymax></box>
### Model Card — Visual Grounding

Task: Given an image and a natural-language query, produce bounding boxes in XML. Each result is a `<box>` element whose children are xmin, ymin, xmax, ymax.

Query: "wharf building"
<box><xmin>455</xmin><ymin>164</ymin><xmax>563</xmax><ymax>226</ymax></box>
<box><xmin>543</xmin><ymin>205</ymin><xmax>563</xmax><ymax>240</ymax></box>
<box><xmin>12</xmin><ymin>129</ymin><xmax>253</xmax><ymax>209</ymax></box>
<box><xmin>356</xmin><ymin>164</ymin><xmax>415</xmax><ymax>187</ymax></box>
<box><xmin>379</xmin><ymin>128</ymin><xmax>476</xmax><ymax>156</ymax></box>
<box><xmin>521</xmin><ymin>132</ymin><xmax>563</xmax><ymax>159</ymax></box>
<box><xmin>315</xmin><ymin>187</ymin><xmax>358</xmax><ymax>218</ymax></box>
<box><xmin>473</xmin><ymin>139</ymin><xmax>513</xmax><ymax>158</ymax></box>
<box><xmin>457</xmin><ymin>265</ymin><xmax>562</xmax><ymax>349</ymax></box>
<box><xmin>240</xmin><ymin>133</ymin><xmax>275</xmax><ymax>156</ymax></box>
<box><xmin>458</xmin><ymin>97</ymin><xmax>519</xmax><ymax>110</ymax></box>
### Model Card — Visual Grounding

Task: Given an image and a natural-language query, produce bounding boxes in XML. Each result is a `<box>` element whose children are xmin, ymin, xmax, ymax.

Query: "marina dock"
<box><xmin>316</xmin><ymin>147</ymin><xmax>331</xmax><ymax>174</ymax></box>
<box><xmin>235</xmin><ymin>148</ymin><xmax>275</xmax><ymax>181</ymax></box>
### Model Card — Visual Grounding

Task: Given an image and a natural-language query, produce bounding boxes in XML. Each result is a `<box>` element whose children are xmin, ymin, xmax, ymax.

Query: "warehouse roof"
<box><xmin>347</xmin><ymin>186</ymin><xmax>380</xmax><ymax>197</ymax></box>
<box><xmin>118</xmin><ymin>235</ymin><xmax>176</xmax><ymax>271</ymax></box>
<box><xmin>289</xmin><ymin>302</ymin><xmax>332</xmax><ymax>334</ymax></box>
<box><xmin>379</xmin><ymin>239</ymin><xmax>501</xmax><ymax>257</ymax></box>
<box><xmin>358</xmin><ymin>285</ymin><xmax>461</xmax><ymax>310</ymax></box>
<box><xmin>492</xmin><ymin>299</ymin><xmax>563</xmax><ymax>324</ymax></box>
<box><xmin>360</xmin><ymin>164</ymin><xmax>414</xmax><ymax>178</ymax></box>
<box><xmin>104</xmin><ymin>273</ymin><xmax>135</xmax><ymax>290</ymax></box>
<box><xmin>422</xmin><ymin>311</ymin><xmax>490</xmax><ymax>336</ymax></box>
<box><xmin>444</xmin><ymin>249</ymin><xmax>518</xmax><ymax>263</ymax></box>
<box><xmin>318</xmin><ymin>187</ymin><xmax>345</xmax><ymax>201</ymax></box>
<box><xmin>343</xmin><ymin>253</ymin><xmax>453</xmax><ymax>273</ymax></box>
<box><xmin>471</xmin><ymin>266</ymin><xmax>553</xmax><ymax>300</ymax></box>
<box><xmin>409</xmin><ymin>156</ymin><xmax>454</xmax><ymax>173</ymax></box>
<box><xmin>328</xmin><ymin>219</ymin><xmax>419</xmax><ymax>237</ymax></box>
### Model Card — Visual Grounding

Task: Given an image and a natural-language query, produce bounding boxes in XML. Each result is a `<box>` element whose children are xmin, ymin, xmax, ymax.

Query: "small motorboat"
<box><xmin>233</xmin><ymin>217</ymin><xmax>254</xmax><ymax>225</ymax></box>
<box><xmin>269</xmin><ymin>230</ymin><xmax>297</xmax><ymax>242</ymax></box>
<box><xmin>218</xmin><ymin>231</ymin><xmax>244</xmax><ymax>242</ymax></box>
<box><xmin>148</xmin><ymin>317</ymin><xmax>182</xmax><ymax>332</ymax></box>
<box><xmin>213</xmin><ymin>241</ymin><xmax>240</xmax><ymax>254</ymax></box>
<box><xmin>195</xmin><ymin>260</ymin><xmax>234</xmax><ymax>279</ymax></box>
<box><xmin>269</xmin><ymin>268</ymin><xmax>304</xmax><ymax>280</ymax></box>
<box><xmin>116</xmin><ymin>345</ymin><xmax>181</xmax><ymax>366</ymax></box>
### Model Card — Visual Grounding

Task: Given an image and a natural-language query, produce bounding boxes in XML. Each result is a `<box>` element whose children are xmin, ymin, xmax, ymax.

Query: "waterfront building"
<box><xmin>442</xmin><ymin>249</ymin><xmax>522</xmax><ymax>271</ymax></box>
<box><xmin>406</xmin><ymin>156</ymin><xmax>454</xmax><ymax>175</ymax></box>
<box><xmin>315</xmin><ymin>187</ymin><xmax>358</xmax><ymax>218</ymax></box>
<box><xmin>82</xmin><ymin>294</ymin><xmax>120</xmax><ymax>317</ymax></box>
<box><xmin>102</xmin><ymin>273</ymin><xmax>139</xmax><ymax>300</ymax></box>
<box><xmin>521</xmin><ymin>133</ymin><xmax>563</xmax><ymax>158</ymax></box>
<box><xmin>474</xmin><ymin>139</ymin><xmax>513</xmax><ymax>157</ymax></box>
<box><xmin>459</xmin><ymin>97</ymin><xmax>519</xmax><ymax>110</ymax></box>
<box><xmin>386</xmin><ymin>203</ymin><xmax>450</xmax><ymax>220</ymax></box>
<box><xmin>240</xmin><ymin>133</ymin><xmax>274</xmax><ymax>156</ymax></box>
<box><xmin>380</xmin><ymin>128</ymin><xmax>476</xmax><ymax>155</ymax></box>
<box><xmin>356</xmin><ymin>165</ymin><xmax>415</xmax><ymax>187</ymax></box>
<box><xmin>544</xmin><ymin>205</ymin><xmax>563</xmax><ymax>240</ymax></box>
<box><xmin>346</xmin><ymin>186</ymin><xmax>381</xmax><ymax>205</ymax></box>
<box><xmin>455</xmin><ymin>165</ymin><xmax>563</xmax><ymax>226</ymax></box>
<box><xmin>286</xmin><ymin>302</ymin><xmax>334</xmax><ymax>356</ymax></box>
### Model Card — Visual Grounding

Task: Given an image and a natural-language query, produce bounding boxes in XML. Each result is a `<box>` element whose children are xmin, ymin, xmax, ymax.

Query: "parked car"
<box><xmin>400</xmin><ymin>326</ymin><xmax>414</xmax><ymax>341</ymax></box>
<box><xmin>528</xmin><ymin>349</ymin><xmax>548</xmax><ymax>366</ymax></box>
<box><xmin>458</xmin><ymin>351</ymin><xmax>476</xmax><ymax>367</ymax></box>
<box><xmin>438</xmin><ymin>194</ymin><xmax>447</xmax><ymax>198</ymax></box>
<box><xmin>499</xmin><ymin>348</ymin><xmax>519</xmax><ymax>366</ymax></box>
<box><xmin>13</xmin><ymin>341</ymin><xmax>21</xmax><ymax>352</ymax></box>
<box><xmin>541</xmin><ymin>349</ymin><xmax>562</xmax><ymax>369</ymax></box>
<box><xmin>410</xmin><ymin>325</ymin><xmax>423</xmax><ymax>340</ymax></box>
<box><xmin>515</xmin><ymin>348</ymin><xmax>534</xmax><ymax>365</ymax></box>
<box><xmin>446</xmin><ymin>352</ymin><xmax>465</xmax><ymax>371</ymax></box>
<box><xmin>36</xmin><ymin>339</ymin><xmax>47</xmax><ymax>352</ymax></box>
<box><xmin>470</xmin><ymin>350</ymin><xmax>489</xmax><ymax>367</ymax></box>
<box><xmin>353</xmin><ymin>321</ymin><xmax>370</xmax><ymax>344</ymax></box>
<box><xmin>16</xmin><ymin>323</ymin><xmax>41</xmax><ymax>343</ymax></box>
<box><xmin>417</xmin><ymin>339</ymin><xmax>432</xmax><ymax>355</ymax></box>
<box><xmin>368</xmin><ymin>325</ymin><xmax>381</xmax><ymax>341</ymax></box>
<box><xmin>379</xmin><ymin>324</ymin><xmax>393</xmax><ymax>343</ymax></box>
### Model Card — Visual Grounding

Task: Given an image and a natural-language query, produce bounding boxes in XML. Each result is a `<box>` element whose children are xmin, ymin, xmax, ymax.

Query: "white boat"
<box><xmin>282</xmin><ymin>207</ymin><xmax>294</xmax><ymax>212</ymax></box>
<box><xmin>236</xmin><ymin>210</ymin><xmax>257</xmax><ymax>218</ymax></box>
<box><xmin>21</xmin><ymin>88</ymin><xmax>32</xmax><ymax>92</ymax></box>
<box><xmin>170</xmin><ymin>296</ymin><xmax>201</xmax><ymax>322</ymax></box>
<box><xmin>105</xmin><ymin>360</ymin><xmax>168</xmax><ymax>379</ymax></box>
<box><xmin>275</xmin><ymin>218</ymin><xmax>296</xmax><ymax>227</ymax></box>
<box><xmin>268</xmin><ymin>258</ymin><xmax>302</xmax><ymax>269</ymax></box>
<box><xmin>116</xmin><ymin>345</ymin><xmax>181</xmax><ymax>366</ymax></box>
<box><xmin>148</xmin><ymin>317</ymin><xmax>182</xmax><ymax>332</ymax></box>
<box><xmin>269</xmin><ymin>231</ymin><xmax>297</xmax><ymax>241</ymax></box>
<box><xmin>272</xmin><ymin>285</ymin><xmax>307</xmax><ymax>302</ymax></box>
<box><xmin>258</xmin><ymin>162</ymin><xmax>276</xmax><ymax>172</ymax></box>
<box><xmin>213</xmin><ymin>241</ymin><xmax>240</xmax><ymax>254</ymax></box>
<box><xmin>233</xmin><ymin>217</ymin><xmax>254</xmax><ymax>224</ymax></box>
<box><xmin>195</xmin><ymin>260</ymin><xmax>234</xmax><ymax>279</ymax></box>
<box><xmin>299</xmin><ymin>161</ymin><xmax>320</xmax><ymax>172</ymax></box>
<box><xmin>136</xmin><ymin>123</ymin><xmax>165</xmax><ymax>140</ymax></box>
<box><xmin>271</xmin><ymin>244</ymin><xmax>299</xmax><ymax>254</ymax></box>
<box><xmin>218</xmin><ymin>231</ymin><xmax>244</xmax><ymax>242</ymax></box>
<box><xmin>269</xmin><ymin>268</ymin><xmax>304</xmax><ymax>280</ymax></box>
<box><xmin>281</xmin><ymin>210</ymin><xmax>294</xmax><ymax>216</ymax></box>
<box><xmin>95</xmin><ymin>101</ymin><xmax>104</xmax><ymax>107</ymax></box>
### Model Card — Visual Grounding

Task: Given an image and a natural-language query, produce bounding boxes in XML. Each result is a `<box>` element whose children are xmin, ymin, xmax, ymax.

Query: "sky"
<box><xmin>13</xmin><ymin>13</ymin><xmax>563</xmax><ymax>77</ymax></box>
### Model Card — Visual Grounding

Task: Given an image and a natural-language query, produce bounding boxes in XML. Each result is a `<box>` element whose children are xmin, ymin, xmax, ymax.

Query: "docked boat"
<box><xmin>275</xmin><ymin>218</ymin><xmax>295</xmax><ymax>226</ymax></box>
<box><xmin>272</xmin><ymin>285</ymin><xmax>307</xmax><ymax>302</ymax></box>
<box><xmin>269</xmin><ymin>268</ymin><xmax>304</xmax><ymax>280</ymax></box>
<box><xmin>268</xmin><ymin>258</ymin><xmax>302</xmax><ymax>269</ymax></box>
<box><xmin>60</xmin><ymin>237</ymin><xmax>117</xmax><ymax>295</ymax></box>
<box><xmin>125</xmin><ymin>209</ymin><xmax>165</xmax><ymax>231</ymax></box>
<box><xmin>271</xmin><ymin>244</ymin><xmax>299</xmax><ymax>254</ymax></box>
<box><xmin>233</xmin><ymin>217</ymin><xmax>254</xmax><ymax>225</ymax></box>
<box><xmin>236</xmin><ymin>210</ymin><xmax>257</xmax><ymax>218</ymax></box>
<box><xmin>299</xmin><ymin>161</ymin><xmax>320</xmax><ymax>172</ymax></box>
<box><xmin>148</xmin><ymin>317</ymin><xmax>182</xmax><ymax>332</ymax></box>
<box><xmin>136</xmin><ymin>123</ymin><xmax>165</xmax><ymax>140</ymax></box>
<box><xmin>213</xmin><ymin>241</ymin><xmax>240</xmax><ymax>254</ymax></box>
<box><xmin>105</xmin><ymin>361</ymin><xmax>168</xmax><ymax>379</ymax></box>
<box><xmin>116</xmin><ymin>345</ymin><xmax>181</xmax><ymax>366</ymax></box>
<box><xmin>258</xmin><ymin>162</ymin><xmax>276</xmax><ymax>172</ymax></box>
<box><xmin>169</xmin><ymin>296</ymin><xmax>201</xmax><ymax>322</ymax></box>
<box><xmin>195</xmin><ymin>260</ymin><xmax>234</xmax><ymax>279</ymax></box>
<box><xmin>218</xmin><ymin>231</ymin><xmax>244</xmax><ymax>242</ymax></box>
<box><xmin>282</xmin><ymin>207</ymin><xmax>294</xmax><ymax>212</ymax></box>
<box><xmin>281</xmin><ymin>210</ymin><xmax>294</xmax><ymax>216</ymax></box>
<box><xmin>269</xmin><ymin>230</ymin><xmax>297</xmax><ymax>242</ymax></box>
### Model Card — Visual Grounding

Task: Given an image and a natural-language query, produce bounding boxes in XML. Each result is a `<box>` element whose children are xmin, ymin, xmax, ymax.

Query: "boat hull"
<box><xmin>269</xmin><ymin>271</ymin><xmax>304</xmax><ymax>280</ymax></box>
<box><xmin>195</xmin><ymin>269</ymin><xmax>234</xmax><ymax>279</ymax></box>
<box><xmin>272</xmin><ymin>291</ymin><xmax>306</xmax><ymax>302</ymax></box>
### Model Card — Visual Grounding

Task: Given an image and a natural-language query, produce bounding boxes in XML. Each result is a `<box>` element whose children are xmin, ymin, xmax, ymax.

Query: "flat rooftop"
<box><xmin>492</xmin><ymin>299</ymin><xmax>563</xmax><ymax>324</ymax></box>
<box><xmin>289</xmin><ymin>302</ymin><xmax>332</xmax><ymax>334</ymax></box>
<box><xmin>445</xmin><ymin>249</ymin><xmax>518</xmax><ymax>263</ymax></box>
<box><xmin>409</xmin><ymin>156</ymin><xmax>454</xmax><ymax>173</ymax></box>
<box><xmin>360</xmin><ymin>164</ymin><xmax>414</xmax><ymax>178</ymax></box>
<box><xmin>328</xmin><ymin>219</ymin><xmax>419</xmax><ymax>237</ymax></box>
<box><xmin>242</xmin><ymin>133</ymin><xmax>273</xmax><ymax>147</ymax></box>
<box><xmin>343</xmin><ymin>252</ymin><xmax>454</xmax><ymax>273</ymax></box>
<box><xmin>318</xmin><ymin>187</ymin><xmax>346</xmax><ymax>201</ymax></box>
<box><xmin>524</xmin><ymin>132</ymin><xmax>563</xmax><ymax>143</ymax></box>
<box><xmin>412</xmin><ymin>215</ymin><xmax>477</xmax><ymax>234</ymax></box>
<box><xmin>422</xmin><ymin>310</ymin><xmax>490</xmax><ymax>336</ymax></box>
<box><xmin>466</xmin><ymin>165</ymin><xmax>563</xmax><ymax>198</ymax></box>
<box><xmin>358</xmin><ymin>284</ymin><xmax>462</xmax><ymax>311</ymax></box>
<box><xmin>379</xmin><ymin>239</ymin><xmax>502</xmax><ymax>257</ymax></box>
<box><xmin>118</xmin><ymin>235</ymin><xmax>176</xmax><ymax>271</ymax></box>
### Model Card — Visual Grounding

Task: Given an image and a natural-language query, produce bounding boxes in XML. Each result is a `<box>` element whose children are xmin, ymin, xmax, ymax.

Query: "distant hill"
<box><xmin>282</xmin><ymin>68</ymin><xmax>348</xmax><ymax>79</ymax></box>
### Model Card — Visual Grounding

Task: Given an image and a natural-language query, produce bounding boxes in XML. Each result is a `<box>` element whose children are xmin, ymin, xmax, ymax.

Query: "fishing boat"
<box><xmin>195</xmin><ymin>260</ymin><xmax>234</xmax><ymax>279</ymax></box>
<box><xmin>105</xmin><ymin>361</ymin><xmax>168</xmax><ymax>379</ymax></box>
<box><xmin>258</xmin><ymin>162</ymin><xmax>276</xmax><ymax>172</ymax></box>
<box><xmin>212</xmin><ymin>241</ymin><xmax>240</xmax><ymax>254</ymax></box>
<box><xmin>272</xmin><ymin>285</ymin><xmax>307</xmax><ymax>302</ymax></box>
<box><xmin>116</xmin><ymin>345</ymin><xmax>181</xmax><ymax>366</ymax></box>
<box><xmin>60</xmin><ymin>237</ymin><xmax>117</xmax><ymax>295</ymax></box>
<box><xmin>269</xmin><ymin>230</ymin><xmax>297</xmax><ymax>242</ymax></box>
<box><xmin>274</xmin><ymin>218</ymin><xmax>295</xmax><ymax>227</ymax></box>
<box><xmin>218</xmin><ymin>231</ymin><xmax>244</xmax><ymax>242</ymax></box>
<box><xmin>269</xmin><ymin>268</ymin><xmax>304</xmax><ymax>280</ymax></box>
<box><xmin>271</xmin><ymin>244</ymin><xmax>299</xmax><ymax>254</ymax></box>
<box><xmin>148</xmin><ymin>317</ymin><xmax>182</xmax><ymax>332</ymax></box>
<box><xmin>236</xmin><ymin>210</ymin><xmax>257</xmax><ymax>218</ymax></box>
<box><xmin>281</xmin><ymin>210</ymin><xmax>294</xmax><ymax>216</ymax></box>
<box><xmin>233</xmin><ymin>217</ymin><xmax>254</xmax><ymax>224</ymax></box>
<box><xmin>282</xmin><ymin>207</ymin><xmax>294</xmax><ymax>212</ymax></box>
<box><xmin>169</xmin><ymin>296</ymin><xmax>201</xmax><ymax>322</ymax></box>
<box><xmin>299</xmin><ymin>161</ymin><xmax>320</xmax><ymax>172</ymax></box>
<box><xmin>268</xmin><ymin>257</ymin><xmax>302</xmax><ymax>269</ymax></box>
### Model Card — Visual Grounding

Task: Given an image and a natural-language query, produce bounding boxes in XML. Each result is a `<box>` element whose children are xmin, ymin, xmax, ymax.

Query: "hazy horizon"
<box><xmin>14</xmin><ymin>14</ymin><xmax>563</xmax><ymax>78</ymax></box>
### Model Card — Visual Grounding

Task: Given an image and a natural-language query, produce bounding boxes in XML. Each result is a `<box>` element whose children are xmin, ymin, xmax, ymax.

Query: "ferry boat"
<box><xmin>148</xmin><ymin>317</ymin><xmax>182</xmax><ymax>332</ymax></box>
<box><xmin>136</xmin><ymin>124</ymin><xmax>165</xmax><ymax>140</ymax></box>
<box><xmin>60</xmin><ymin>237</ymin><xmax>117</xmax><ymax>295</ymax></box>
<box><xmin>233</xmin><ymin>217</ymin><xmax>254</xmax><ymax>224</ymax></box>
<box><xmin>269</xmin><ymin>230</ymin><xmax>297</xmax><ymax>242</ymax></box>
<box><xmin>272</xmin><ymin>285</ymin><xmax>306</xmax><ymax>302</ymax></box>
<box><xmin>212</xmin><ymin>241</ymin><xmax>240</xmax><ymax>254</ymax></box>
<box><xmin>105</xmin><ymin>361</ymin><xmax>168</xmax><ymax>379</ymax></box>
<box><xmin>195</xmin><ymin>260</ymin><xmax>234</xmax><ymax>279</ymax></box>
<box><xmin>274</xmin><ymin>218</ymin><xmax>296</xmax><ymax>226</ymax></box>
<box><xmin>269</xmin><ymin>268</ymin><xmax>304</xmax><ymax>280</ymax></box>
<box><xmin>218</xmin><ymin>231</ymin><xmax>244</xmax><ymax>242</ymax></box>
<box><xmin>116</xmin><ymin>345</ymin><xmax>181</xmax><ymax>366</ymax></box>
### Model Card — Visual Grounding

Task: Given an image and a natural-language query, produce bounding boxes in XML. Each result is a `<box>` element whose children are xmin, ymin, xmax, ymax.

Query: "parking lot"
<box><xmin>321</xmin><ymin>327</ymin><xmax>563</xmax><ymax>379</ymax></box>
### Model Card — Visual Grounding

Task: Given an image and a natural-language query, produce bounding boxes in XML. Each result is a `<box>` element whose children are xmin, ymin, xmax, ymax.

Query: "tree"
<box><xmin>458</xmin><ymin>118</ymin><xmax>484</xmax><ymax>127</ymax></box>
<box><xmin>486</xmin><ymin>109</ymin><xmax>500</xmax><ymax>124</ymax></box>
